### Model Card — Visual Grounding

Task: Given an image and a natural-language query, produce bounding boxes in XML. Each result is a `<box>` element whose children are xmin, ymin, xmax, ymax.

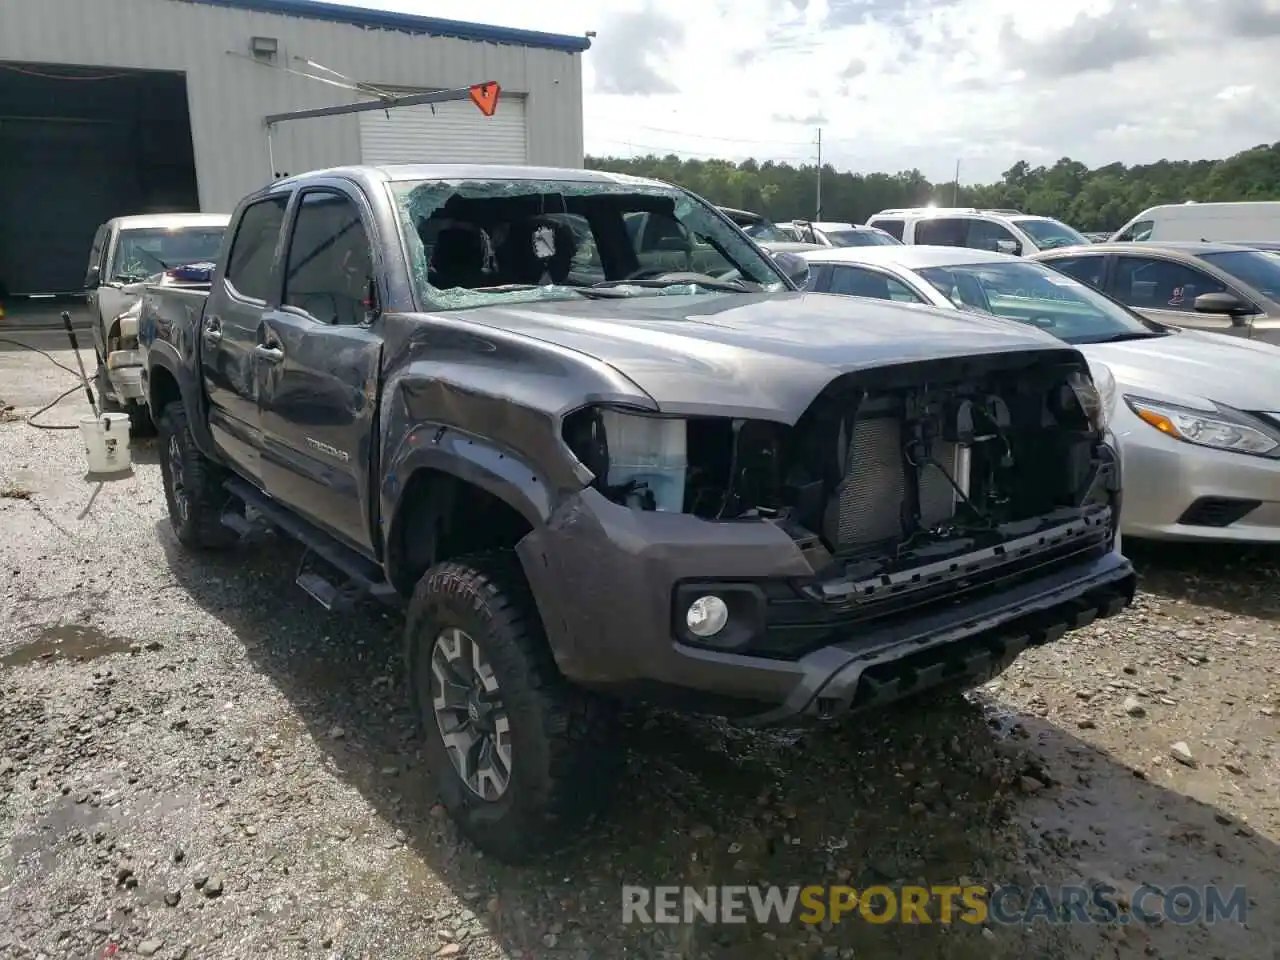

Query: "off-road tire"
<box><xmin>405</xmin><ymin>551</ymin><xmax>622</xmax><ymax>863</ymax></box>
<box><xmin>157</xmin><ymin>401</ymin><xmax>236</xmax><ymax>551</ymax></box>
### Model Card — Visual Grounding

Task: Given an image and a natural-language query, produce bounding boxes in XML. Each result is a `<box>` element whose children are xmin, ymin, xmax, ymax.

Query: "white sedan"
<box><xmin>795</xmin><ymin>244</ymin><xmax>1280</xmax><ymax>543</ymax></box>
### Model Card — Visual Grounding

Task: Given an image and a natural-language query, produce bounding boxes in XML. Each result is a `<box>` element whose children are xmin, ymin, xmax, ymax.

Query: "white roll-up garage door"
<box><xmin>358</xmin><ymin>95</ymin><xmax>528</xmax><ymax>166</ymax></box>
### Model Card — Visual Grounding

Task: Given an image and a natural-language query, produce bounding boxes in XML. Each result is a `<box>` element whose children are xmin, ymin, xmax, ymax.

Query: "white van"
<box><xmin>865</xmin><ymin>207</ymin><xmax>1089</xmax><ymax>255</ymax></box>
<box><xmin>1110</xmin><ymin>201</ymin><xmax>1280</xmax><ymax>243</ymax></box>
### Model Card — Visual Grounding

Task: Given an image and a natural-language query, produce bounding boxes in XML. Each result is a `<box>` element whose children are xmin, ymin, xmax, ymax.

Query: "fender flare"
<box><xmin>381</xmin><ymin>427</ymin><xmax>558</xmax><ymax>588</ymax></box>
<box><xmin>146</xmin><ymin>343</ymin><xmax>218</xmax><ymax>458</ymax></box>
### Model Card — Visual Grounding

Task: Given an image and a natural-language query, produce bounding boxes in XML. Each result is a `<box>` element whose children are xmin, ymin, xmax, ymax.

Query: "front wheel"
<box><xmin>405</xmin><ymin>552</ymin><xmax>621</xmax><ymax>862</ymax></box>
<box><xmin>125</xmin><ymin>401</ymin><xmax>155</xmax><ymax>437</ymax></box>
<box><xmin>156</xmin><ymin>402</ymin><xmax>236</xmax><ymax>551</ymax></box>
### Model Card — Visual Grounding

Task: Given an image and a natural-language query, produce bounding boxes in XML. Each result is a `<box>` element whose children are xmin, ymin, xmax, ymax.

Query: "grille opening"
<box><xmin>786</xmin><ymin>363</ymin><xmax>1106</xmax><ymax>562</ymax></box>
<box><xmin>1178</xmin><ymin>497</ymin><xmax>1261</xmax><ymax>528</ymax></box>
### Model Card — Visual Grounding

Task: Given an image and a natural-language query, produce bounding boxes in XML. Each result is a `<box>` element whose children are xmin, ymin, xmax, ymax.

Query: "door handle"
<box><xmin>254</xmin><ymin>344</ymin><xmax>285</xmax><ymax>363</ymax></box>
<box><xmin>202</xmin><ymin>317</ymin><xmax>222</xmax><ymax>344</ymax></box>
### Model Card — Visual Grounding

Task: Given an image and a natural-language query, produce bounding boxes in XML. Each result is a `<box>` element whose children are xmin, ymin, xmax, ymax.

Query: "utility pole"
<box><xmin>952</xmin><ymin>158</ymin><xmax>960</xmax><ymax>205</ymax></box>
<box><xmin>815</xmin><ymin>128</ymin><xmax>823</xmax><ymax>219</ymax></box>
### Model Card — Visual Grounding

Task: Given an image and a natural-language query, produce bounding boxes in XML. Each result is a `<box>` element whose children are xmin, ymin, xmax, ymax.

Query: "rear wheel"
<box><xmin>156</xmin><ymin>401</ymin><xmax>236</xmax><ymax>551</ymax></box>
<box><xmin>405</xmin><ymin>551</ymin><xmax>621</xmax><ymax>862</ymax></box>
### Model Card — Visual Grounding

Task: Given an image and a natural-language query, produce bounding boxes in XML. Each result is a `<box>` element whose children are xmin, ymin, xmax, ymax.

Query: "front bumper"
<box><xmin>1113</xmin><ymin>412</ymin><xmax>1280</xmax><ymax>543</ymax></box>
<box><xmin>106</xmin><ymin>349</ymin><xmax>145</xmax><ymax>402</ymax></box>
<box><xmin>518</xmin><ymin>488</ymin><xmax>1135</xmax><ymax>726</ymax></box>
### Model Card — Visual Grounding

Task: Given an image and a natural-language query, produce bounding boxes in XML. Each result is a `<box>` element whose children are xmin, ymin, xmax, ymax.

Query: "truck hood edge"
<box><xmin>427</xmin><ymin>292</ymin><xmax>1082</xmax><ymax>423</ymax></box>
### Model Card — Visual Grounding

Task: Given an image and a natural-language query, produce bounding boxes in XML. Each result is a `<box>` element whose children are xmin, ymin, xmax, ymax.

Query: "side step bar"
<box><xmin>221</xmin><ymin>478</ymin><xmax>403</xmax><ymax>611</ymax></box>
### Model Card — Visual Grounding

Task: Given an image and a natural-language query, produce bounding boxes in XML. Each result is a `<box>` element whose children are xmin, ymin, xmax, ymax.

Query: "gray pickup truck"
<box><xmin>138</xmin><ymin>163</ymin><xmax>1135</xmax><ymax>862</ymax></box>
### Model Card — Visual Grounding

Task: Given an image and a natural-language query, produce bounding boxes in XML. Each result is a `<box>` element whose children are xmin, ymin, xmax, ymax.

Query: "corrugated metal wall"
<box><xmin>0</xmin><ymin>0</ymin><xmax>585</xmax><ymax>212</ymax></box>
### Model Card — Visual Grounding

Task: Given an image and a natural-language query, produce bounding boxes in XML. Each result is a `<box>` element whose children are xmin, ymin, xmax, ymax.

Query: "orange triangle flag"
<box><xmin>468</xmin><ymin>82</ymin><xmax>500</xmax><ymax>117</ymax></box>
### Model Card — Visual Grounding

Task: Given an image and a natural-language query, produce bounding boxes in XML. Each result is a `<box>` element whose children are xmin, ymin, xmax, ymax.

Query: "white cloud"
<box><xmin>345</xmin><ymin>0</ymin><xmax>1280</xmax><ymax>183</ymax></box>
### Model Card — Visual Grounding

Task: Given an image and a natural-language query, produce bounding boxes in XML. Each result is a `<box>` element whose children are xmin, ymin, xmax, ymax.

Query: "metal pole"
<box><xmin>953</xmin><ymin>158</ymin><xmax>960</xmax><ymax>205</ymax></box>
<box><xmin>815</xmin><ymin>128</ymin><xmax>822</xmax><ymax>220</ymax></box>
<box><xmin>266</xmin><ymin>124</ymin><xmax>277</xmax><ymax>180</ymax></box>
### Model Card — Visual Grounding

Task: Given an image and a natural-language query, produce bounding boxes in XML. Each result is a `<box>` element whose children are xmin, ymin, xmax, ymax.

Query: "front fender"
<box><xmin>381</xmin><ymin>425</ymin><xmax>555</xmax><ymax>534</ymax></box>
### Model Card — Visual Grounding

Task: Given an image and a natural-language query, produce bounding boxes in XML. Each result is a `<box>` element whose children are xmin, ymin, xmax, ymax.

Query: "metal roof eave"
<box><xmin>179</xmin><ymin>0</ymin><xmax>592</xmax><ymax>53</ymax></box>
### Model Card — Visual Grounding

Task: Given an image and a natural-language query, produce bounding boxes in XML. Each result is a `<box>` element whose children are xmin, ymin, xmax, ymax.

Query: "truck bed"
<box><xmin>138</xmin><ymin>284</ymin><xmax>210</xmax><ymax>363</ymax></box>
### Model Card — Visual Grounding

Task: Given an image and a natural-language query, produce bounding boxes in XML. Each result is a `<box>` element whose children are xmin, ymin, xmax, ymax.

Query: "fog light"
<box><xmin>685</xmin><ymin>595</ymin><xmax>729</xmax><ymax>638</ymax></box>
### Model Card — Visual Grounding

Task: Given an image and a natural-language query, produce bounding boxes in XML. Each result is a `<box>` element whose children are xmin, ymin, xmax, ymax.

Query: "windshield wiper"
<box><xmin>593</xmin><ymin>275</ymin><xmax>759</xmax><ymax>293</ymax></box>
<box><xmin>1088</xmin><ymin>331</ymin><xmax>1169</xmax><ymax>343</ymax></box>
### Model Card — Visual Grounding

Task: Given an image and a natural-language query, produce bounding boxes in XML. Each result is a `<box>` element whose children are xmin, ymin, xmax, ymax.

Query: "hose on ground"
<box><xmin>0</xmin><ymin>336</ymin><xmax>92</xmax><ymax>430</ymax></box>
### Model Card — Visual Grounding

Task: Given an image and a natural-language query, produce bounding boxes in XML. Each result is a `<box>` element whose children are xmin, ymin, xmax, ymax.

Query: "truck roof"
<box><xmin>111</xmin><ymin>213</ymin><xmax>231</xmax><ymax>231</ymax></box>
<box><xmin>270</xmin><ymin>164</ymin><xmax>675</xmax><ymax>192</ymax></box>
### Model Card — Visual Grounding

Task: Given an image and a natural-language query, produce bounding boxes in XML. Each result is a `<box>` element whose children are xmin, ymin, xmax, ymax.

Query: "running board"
<box><xmin>222</xmin><ymin>478</ymin><xmax>403</xmax><ymax>610</ymax></box>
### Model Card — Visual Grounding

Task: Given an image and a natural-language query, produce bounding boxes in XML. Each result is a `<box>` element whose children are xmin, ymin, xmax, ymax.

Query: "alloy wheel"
<box><xmin>430</xmin><ymin>627</ymin><xmax>513</xmax><ymax>800</ymax></box>
<box><xmin>167</xmin><ymin>434</ymin><xmax>189</xmax><ymax>524</ymax></box>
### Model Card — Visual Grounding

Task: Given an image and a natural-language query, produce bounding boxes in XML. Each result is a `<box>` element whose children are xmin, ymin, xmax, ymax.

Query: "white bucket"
<box><xmin>79</xmin><ymin>412</ymin><xmax>132</xmax><ymax>475</ymax></box>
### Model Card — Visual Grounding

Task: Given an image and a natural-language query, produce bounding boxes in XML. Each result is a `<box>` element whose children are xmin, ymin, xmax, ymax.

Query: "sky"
<box><xmin>336</xmin><ymin>0</ymin><xmax>1280</xmax><ymax>184</ymax></box>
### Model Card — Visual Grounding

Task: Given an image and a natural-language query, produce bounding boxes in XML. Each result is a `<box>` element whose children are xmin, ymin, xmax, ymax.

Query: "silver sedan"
<box><xmin>795</xmin><ymin>244</ymin><xmax>1280</xmax><ymax>543</ymax></box>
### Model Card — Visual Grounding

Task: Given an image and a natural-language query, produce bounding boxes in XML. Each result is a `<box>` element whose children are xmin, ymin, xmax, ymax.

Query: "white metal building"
<box><xmin>0</xmin><ymin>0</ymin><xmax>588</xmax><ymax>296</ymax></box>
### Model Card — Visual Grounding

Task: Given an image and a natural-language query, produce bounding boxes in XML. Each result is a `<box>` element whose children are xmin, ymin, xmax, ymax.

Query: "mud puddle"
<box><xmin>1</xmin><ymin>623</ymin><xmax>133</xmax><ymax>668</ymax></box>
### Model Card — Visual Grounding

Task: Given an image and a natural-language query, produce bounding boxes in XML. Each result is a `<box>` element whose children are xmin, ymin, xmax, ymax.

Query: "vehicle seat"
<box><xmin>428</xmin><ymin>226</ymin><xmax>488</xmax><ymax>290</ymax></box>
<box><xmin>496</xmin><ymin>216</ymin><xmax>578</xmax><ymax>285</ymax></box>
<box><xmin>951</xmin><ymin>272</ymin><xmax>992</xmax><ymax>313</ymax></box>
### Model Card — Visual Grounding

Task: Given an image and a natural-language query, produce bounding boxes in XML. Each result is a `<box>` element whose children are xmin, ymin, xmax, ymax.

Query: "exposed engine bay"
<box><xmin>562</xmin><ymin>353</ymin><xmax>1117</xmax><ymax>586</ymax></box>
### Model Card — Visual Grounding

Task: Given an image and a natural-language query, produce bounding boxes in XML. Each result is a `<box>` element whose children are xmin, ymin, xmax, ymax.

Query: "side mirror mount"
<box><xmin>84</xmin><ymin>264</ymin><xmax>101</xmax><ymax>289</ymax></box>
<box><xmin>773</xmin><ymin>251</ymin><xmax>811</xmax><ymax>289</ymax></box>
<box><xmin>996</xmin><ymin>238</ymin><xmax>1022</xmax><ymax>256</ymax></box>
<box><xmin>1193</xmin><ymin>291</ymin><xmax>1251</xmax><ymax>325</ymax></box>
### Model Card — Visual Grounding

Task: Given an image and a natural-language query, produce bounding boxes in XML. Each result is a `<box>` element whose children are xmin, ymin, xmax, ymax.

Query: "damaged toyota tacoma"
<box><xmin>137</xmin><ymin>164</ymin><xmax>1136</xmax><ymax>862</ymax></box>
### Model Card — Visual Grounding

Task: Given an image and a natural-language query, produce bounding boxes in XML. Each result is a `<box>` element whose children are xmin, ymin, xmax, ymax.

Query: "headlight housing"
<box><xmin>1068</xmin><ymin>365</ymin><xmax>1112</xmax><ymax>431</ymax></box>
<box><xmin>564</xmin><ymin>407</ymin><xmax>690</xmax><ymax>512</ymax></box>
<box><xmin>117</xmin><ymin>300</ymin><xmax>142</xmax><ymax>340</ymax></box>
<box><xmin>1125</xmin><ymin>396</ymin><xmax>1280</xmax><ymax>457</ymax></box>
<box><xmin>1089</xmin><ymin>361</ymin><xmax>1116</xmax><ymax>428</ymax></box>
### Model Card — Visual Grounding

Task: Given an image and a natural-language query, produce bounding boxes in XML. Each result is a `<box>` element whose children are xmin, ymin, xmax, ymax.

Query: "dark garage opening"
<box><xmin>0</xmin><ymin>61</ymin><xmax>200</xmax><ymax>298</ymax></box>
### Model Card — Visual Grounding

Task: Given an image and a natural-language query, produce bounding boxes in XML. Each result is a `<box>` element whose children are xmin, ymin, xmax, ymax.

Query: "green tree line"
<box><xmin>585</xmin><ymin>142</ymin><xmax>1280</xmax><ymax>232</ymax></box>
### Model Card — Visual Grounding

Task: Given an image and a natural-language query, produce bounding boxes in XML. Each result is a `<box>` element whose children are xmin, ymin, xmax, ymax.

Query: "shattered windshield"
<box><xmin>390</xmin><ymin>176</ymin><xmax>790</xmax><ymax>310</ymax></box>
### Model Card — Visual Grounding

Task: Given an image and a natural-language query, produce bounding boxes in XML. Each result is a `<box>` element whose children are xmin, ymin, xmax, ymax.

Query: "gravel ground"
<box><xmin>2</xmin><ymin>338</ymin><xmax>1277</xmax><ymax>960</ymax></box>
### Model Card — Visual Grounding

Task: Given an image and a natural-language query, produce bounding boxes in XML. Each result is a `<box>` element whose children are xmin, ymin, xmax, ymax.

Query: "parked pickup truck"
<box><xmin>138</xmin><ymin>163</ymin><xmax>1136</xmax><ymax>862</ymax></box>
<box><xmin>85</xmin><ymin>213</ymin><xmax>229</xmax><ymax>431</ymax></box>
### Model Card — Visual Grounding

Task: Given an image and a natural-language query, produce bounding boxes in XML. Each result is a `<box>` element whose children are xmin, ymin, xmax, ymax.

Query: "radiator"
<box><xmin>824</xmin><ymin>417</ymin><xmax>968</xmax><ymax>550</ymax></box>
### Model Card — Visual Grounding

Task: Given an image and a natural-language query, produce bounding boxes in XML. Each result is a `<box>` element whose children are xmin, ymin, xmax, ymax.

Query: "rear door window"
<box><xmin>827</xmin><ymin>266</ymin><xmax>924</xmax><ymax>303</ymax></box>
<box><xmin>912</xmin><ymin>217</ymin><xmax>968</xmax><ymax>246</ymax></box>
<box><xmin>1045</xmin><ymin>255</ymin><xmax>1108</xmax><ymax>290</ymax></box>
<box><xmin>225</xmin><ymin>196</ymin><xmax>290</xmax><ymax>302</ymax></box>
<box><xmin>1111</xmin><ymin>256</ymin><xmax>1228</xmax><ymax>312</ymax></box>
<box><xmin>964</xmin><ymin>218</ymin><xmax>1019</xmax><ymax>253</ymax></box>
